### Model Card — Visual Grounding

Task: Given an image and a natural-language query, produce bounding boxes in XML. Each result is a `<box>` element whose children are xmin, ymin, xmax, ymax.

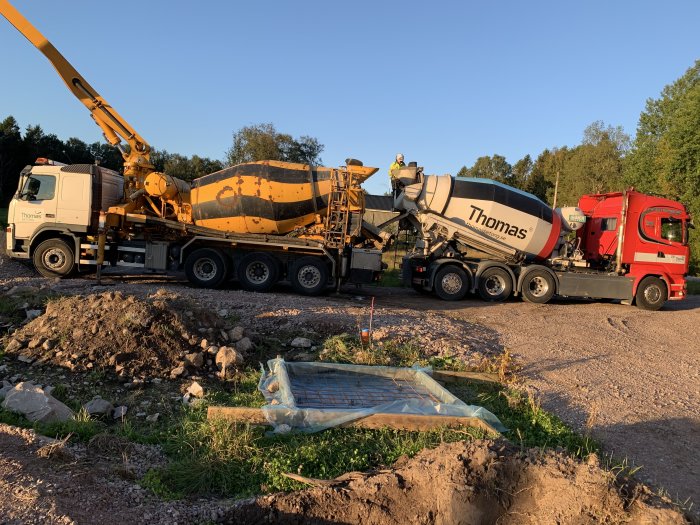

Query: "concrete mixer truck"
<box><xmin>1</xmin><ymin>1</ymin><xmax>387</xmax><ymax>295</ymax></box>
<box><xmin>393</xmin><ymin>165</ymin><xmax>692</xmax><ymax>310</ymax></box>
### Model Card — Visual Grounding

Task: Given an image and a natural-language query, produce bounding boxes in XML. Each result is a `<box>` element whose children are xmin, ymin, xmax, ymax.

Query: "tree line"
<box><xmin>0</xmin><ymin>120</ymin><xmax>323</xmax><ymax>209</ymax></box>
<box><xmin>456</xmin><ymin>60</ymin><xmax>700</xmax><ymax>271</ymax></box>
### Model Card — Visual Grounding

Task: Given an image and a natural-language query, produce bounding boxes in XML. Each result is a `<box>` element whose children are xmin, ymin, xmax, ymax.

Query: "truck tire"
<box><xmin>33</xmin><ymin>239</ymin><xmax>75</xmax><ymax>278</ymax></box>
<box><xmin>434</xmin><ymin>265</ymin><xmax>469</xmax><ymax>301</ymax></box>
<box><xmin>185</xmin><ymin>248</ymin><xmax>229</xmax><ymax>288</ymax></box>
<box><xmin>521</xmin><ymin>269</ymin><xmax>556</xmax><ymax>304</ymax></box>
<box><xmin>477</xmin><ymin>267</ymin><xmax>512</xmax><ymax>302</ymax></box>
<box><xmin>238</xmin><ymin>252</ymin><xmax>279</xmax><ymax>292</ymax></box>
<box><xmin>290</xmin><ymin>256</ymin><xmax>329</xmax><ymax>296</ymax></box>
<box><xmin>635</xmin><ymin>277</ymin><xmax>666</xmax><ymax>311</ymax></box>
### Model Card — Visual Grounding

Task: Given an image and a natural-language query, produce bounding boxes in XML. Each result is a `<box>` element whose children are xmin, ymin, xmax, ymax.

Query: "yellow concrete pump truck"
<box><xmin>1</xmin><ymin>1</ymin><xmax>388</xmax><ymax>294</ymax></box>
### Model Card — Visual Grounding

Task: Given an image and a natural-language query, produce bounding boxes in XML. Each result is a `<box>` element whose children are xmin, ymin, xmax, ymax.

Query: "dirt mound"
<box><xmin>2</xmin><ymin>290</ymin><xmax>238</xmax><ymax>380</ymax></box>
<box><xmin>227</xmin><ymin>440</ymin><xmax>686</xmax><ymax>525</ymax></box>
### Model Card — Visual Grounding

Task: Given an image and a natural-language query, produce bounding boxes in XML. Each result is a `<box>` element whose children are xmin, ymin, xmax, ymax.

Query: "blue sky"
<box><xmin>1</xmin><ymin>1</ymin><xmax>698</xmax><ymax>195</ymax></box>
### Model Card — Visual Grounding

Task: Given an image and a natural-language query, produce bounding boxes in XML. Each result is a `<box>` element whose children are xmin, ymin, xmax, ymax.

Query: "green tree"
<box><xmin>624</xmin><ymin>60</ymin><xmax>700</xmax><ymax>270</ymax></box>
<box><xmin>0</xmin><ymin>116</ymin><xmax>24</xmax><ymax>206</ymax></box>
<box><xmin>526</xmin><ymin>148</ymin><xmax>567</xmax><ymax>203</ymax></box>
<box><xmin>554</xmin><ymin>122</ymin><xmax>629</xmax><ymax>206</ymax></box>
<box><xmin>457</xmin><ymin>154</ymin><xmax>519</xmax><ymax>186</ymax></box>
<box><xmin>225</xmin><ymin>123</ymin><xmax>324</xmax><ymax>166</ymax></box>
<box><xmin>512</xmin><ymin>154</ymin><xmax>533</xmax><ymax>189</ymax></box>
<box><xmin>150</xmin><ymin>149</ymin><xmax>223</xmax><ymax>181</ymax></box>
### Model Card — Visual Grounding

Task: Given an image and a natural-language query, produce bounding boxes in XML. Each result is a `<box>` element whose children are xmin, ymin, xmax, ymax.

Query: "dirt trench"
<box><xmin>227</xmin><ymin>440</ymin><xmax>684</xmax><ymax>525</ymax></box>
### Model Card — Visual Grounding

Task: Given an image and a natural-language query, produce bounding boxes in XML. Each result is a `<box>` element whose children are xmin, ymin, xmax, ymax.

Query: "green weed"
<box><xmin>687</xmin><ymin>279</ymin><xmax>700</xmax><ymax>295</ymax></box>
<box><xmin>319</xmin><ymin>333</ymin><xmax>425</xmax><ymax>368</ymax></box>
<box><xmin>145</xmin><ymin>404</ymin><xmax>488</xmax><ymax>498</ymax></box>
<box><xmin>0</xmin><ymin>406</ymin><xmax>105</xmax><ymax>442</ymax></box>
<box><xmin>376</xmin><ymin>268</ymin><xmax>403</xmax><ymax>287</ymax></box>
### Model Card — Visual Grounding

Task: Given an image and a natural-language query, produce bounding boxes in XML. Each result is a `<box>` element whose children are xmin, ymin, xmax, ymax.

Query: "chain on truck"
<box><xmin>1</xmin><ymin>1</ymin><xmax>390</xmax><ymax>295</ymax></box>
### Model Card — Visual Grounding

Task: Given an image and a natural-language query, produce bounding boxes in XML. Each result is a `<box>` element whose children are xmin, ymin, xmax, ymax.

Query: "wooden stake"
<box><xmin>207</xmin><ymin>406</ymin><xmax>499</xmax><ymax>434</ymax></box>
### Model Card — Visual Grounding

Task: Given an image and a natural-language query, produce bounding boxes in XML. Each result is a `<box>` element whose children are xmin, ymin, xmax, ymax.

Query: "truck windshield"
<box><xmin>21</xmin><ymin>175</ymin><xmax>56</xmax><ymax>201</ymax></box>
<box><xmin>661</xmin><ymin>218</ymin><xmax>684</xmax><ymax>244</ymax></box>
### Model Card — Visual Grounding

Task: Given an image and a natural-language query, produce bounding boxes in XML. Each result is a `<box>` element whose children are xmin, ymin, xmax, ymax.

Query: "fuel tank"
<box><xmin>190</xmin><ymin>160</ymin><xmax>377</xmax><ymax>235</ymax></box>
<box><xmin>400</xmin><ymin>173</ymin><xmax>562</xmax><ymax>260</ymax></box>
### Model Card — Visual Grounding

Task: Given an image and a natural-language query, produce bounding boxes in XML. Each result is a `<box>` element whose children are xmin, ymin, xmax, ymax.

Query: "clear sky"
<box><xmin>1</xmin><ymin>1</ymin><xmax>699</xmax><ymax>195</ymax></box>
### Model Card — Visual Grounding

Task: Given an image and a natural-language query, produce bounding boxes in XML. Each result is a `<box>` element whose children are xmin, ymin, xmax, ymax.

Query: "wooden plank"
<box><xmin>208</xmin><ymin>406</ymin><xmax>268</xmax><ymax>424</ymax></box>
<box><xmin>207</xmin><ymin>406</ymin><xmax>499</xmax><ymax>435</ymax></box>
<box><xmin>431</xmin><ymin>370</ymin><xmax>500</xmax><ymax>384</ymax></box>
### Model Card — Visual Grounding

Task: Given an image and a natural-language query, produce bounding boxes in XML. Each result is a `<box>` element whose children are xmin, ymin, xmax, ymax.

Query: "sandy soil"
<box><xmin>227</xmin><ymin>440</ymin><xmax>684</xmax><ymax>524</ymax></box>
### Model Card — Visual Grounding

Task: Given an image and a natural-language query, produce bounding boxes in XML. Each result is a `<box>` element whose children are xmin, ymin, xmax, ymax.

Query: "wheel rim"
<box><xmin>245</xmin><ymin>261</ymin><xmax>270</xmax><ymax>284</ymax></box>
<box><xmin>441</xmin><ymin>272</ymin><xmax>463</xmax><ymax>295</ymax></box>
<box><xmin>644</xmin><ymin>284</ymin><xmax>662</xmax><ymax>304</ymax></box>
<box><xmin>193</xmin><ymin>258</ymin><xmax>217</xmax><ymax>281</ymax></box>
<box><xmin>43</xmin><ymin>248</ymin><xmax>67</xmax><ymax>271</ymax></box>
<box><xmin>485</xmin><ymin>275</ymin><xmax>506</xmax><ymax>296</ymax></box>
<box><xmin>528</xmin><ymin>276</ymin><xmax>549</xmax><ymax>298</ymax></box>
<box><xmin>298</xmin><ymin>265</ymin><xmax>321</xmax><ymax>289</ymax></box>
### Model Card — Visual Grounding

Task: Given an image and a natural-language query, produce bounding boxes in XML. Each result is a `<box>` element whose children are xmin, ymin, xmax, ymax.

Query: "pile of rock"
<box><xmin>169</xmin><ymin>324</ymin><xmax>253</xmax><ymax>380</ymax></box>
<box><xmin>1</xmin><ymin>291</ymin><xmax>256</xmax><ymax>381</ymax></box>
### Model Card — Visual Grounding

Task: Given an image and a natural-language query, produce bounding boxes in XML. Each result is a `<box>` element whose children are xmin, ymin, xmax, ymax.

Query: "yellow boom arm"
<box><xmin>0</xmin><ymin>0</ymin><xmax>154</xmax><ymax>182</ymax></box>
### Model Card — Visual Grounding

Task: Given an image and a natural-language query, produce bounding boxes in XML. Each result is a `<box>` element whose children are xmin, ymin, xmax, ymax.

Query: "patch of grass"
<box><xmin>41</xmin><ymin>408</ymin><xmax>106</xmax><ymax>441</ymax></box>
<box><xmin>377</xmin><ymin>268</ymin><xmax>403</xmax><ymax>287</ymax></box>
<box><xmin>320</xmin><ymin>333</ymin><xmax>425</xmax><ymax>367</ymax></box>
<box><xmin>452</xmin><ymin>384</ymin><xmax>597</xmax><ymax>458</ymax></box>
<box><xmin>0</xmin><ymin>406</ymin><xmax>105</xmax><ymax>442</ymax></box>
<box><xmin>687</xmin><ymin>279</ymin><xmax>700</xmax><ymax>295</ymax></box>
<box><xmin>50</xmin><ymin>383</ymin><xmax>70</xmax><ymax>404</ymax></box>
<box><xmin>207</xmin><ymin>368</ymin><xmax>266</xmax><ymax>408</ymax></box>
<box><xmin>144</xmin><ymin>404</ymin><xmax>488</xmax><ymax>498</ymax></box>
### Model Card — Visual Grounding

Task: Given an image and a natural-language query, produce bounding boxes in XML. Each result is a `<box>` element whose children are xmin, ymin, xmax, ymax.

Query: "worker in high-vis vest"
<box><xmin>389</xmin><ymin>153</ymin><xmax>405</xmax><ymax>177</ymax></box>
<box><xmin>389</xmin><ymin>153</ymin><xmax>406</xmax><ymax>199</ymax></box>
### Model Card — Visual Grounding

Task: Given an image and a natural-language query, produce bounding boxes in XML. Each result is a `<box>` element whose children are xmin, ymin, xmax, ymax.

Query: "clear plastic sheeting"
<box><xmin>258</xmin><ymin>358</ymin><xmax>506</xmax><ymax>434</ymax></box>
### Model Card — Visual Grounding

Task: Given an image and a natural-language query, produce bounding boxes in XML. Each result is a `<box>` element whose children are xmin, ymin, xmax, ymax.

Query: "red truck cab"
<box><xmin>577</xmin><ymin>190</ymin><xmax>691</xmax><ymax>306</ymax></box>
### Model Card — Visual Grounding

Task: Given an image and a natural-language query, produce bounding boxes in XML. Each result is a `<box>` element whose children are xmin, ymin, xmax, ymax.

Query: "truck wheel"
<box><xmin>635</xmin><ymin>277</ymin><xmax>666</xmax><ymax>311</ymax></box>
<box><xmin>238</xmin><ymin>252</ymin><xmax>279</xmax><ymax>292</ymax></box>
<box><xmin>290</xmin><ymin>256</ymin><xmax>329</xmax><ymax>296</ymax></box>
<box><xmin>521</xmin><ymin>270</ymin><xmax>555</xmax><ymax>304</ymax></box>
<box><xmin>185</xmin><ymin>248</ymin><xmax>228</xmax><ymax>288</ymax></box>
<box><xmin>477</xmin><ymin>267</ymin><xmax>512</xmax><ymax>302</ymax></box>
<box><xmin>434</xmin><ymin>265</ymin><xmax>469</xmax><ymax>301</ymax></box>
<box><xmin>33</xmin><ymin>239</ymin><xmax>75</xmax><ymax>278</ymax></box>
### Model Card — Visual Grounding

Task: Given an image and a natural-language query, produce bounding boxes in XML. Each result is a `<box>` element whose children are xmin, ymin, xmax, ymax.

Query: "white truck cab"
<box><xmin>6</xmin><ymin>159</ymin><xmax>123</xmax><ymax>276</ymax></box>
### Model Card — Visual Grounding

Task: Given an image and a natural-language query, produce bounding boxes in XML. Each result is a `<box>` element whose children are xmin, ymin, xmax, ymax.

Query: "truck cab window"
<box><xmin>600</xmin><ymin>218</ymin><xmax>617</xmax><ymax>231</ymax></box>
<box><xmin>661</xmin><ymin>218</ymin><xmax>683</xmax><ymax>244</ymax></box>
<box><xmin>22</xmin><ymin>175</ymin><xmax>56</xmax><ymax>201</ymax></box>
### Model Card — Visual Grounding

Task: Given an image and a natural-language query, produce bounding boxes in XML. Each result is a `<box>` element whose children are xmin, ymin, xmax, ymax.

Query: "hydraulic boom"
<box><xmin>0</xmin><ymin>0</ymin><xmax>192</xmax><ymax>222</ymax></box>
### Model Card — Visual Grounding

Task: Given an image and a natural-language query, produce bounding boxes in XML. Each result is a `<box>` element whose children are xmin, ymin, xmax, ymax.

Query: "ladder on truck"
<box><xmin>324</xmin><ymin>168</ymin><xmax>358</xmax><ymax>249</ymax></box>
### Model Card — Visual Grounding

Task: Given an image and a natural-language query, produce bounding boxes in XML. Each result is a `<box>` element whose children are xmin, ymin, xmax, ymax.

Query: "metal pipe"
<box><xmin>615</xmin><ymin>190</ymin><xmax>629</xmax><ymax>274</ymax></box>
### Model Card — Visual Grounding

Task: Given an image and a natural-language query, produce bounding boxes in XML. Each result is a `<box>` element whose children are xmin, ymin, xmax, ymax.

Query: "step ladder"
<box><xmin>324</xmin><ymin>168</ymin><xmax>356</xmax><ymax>249</ymax></box>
